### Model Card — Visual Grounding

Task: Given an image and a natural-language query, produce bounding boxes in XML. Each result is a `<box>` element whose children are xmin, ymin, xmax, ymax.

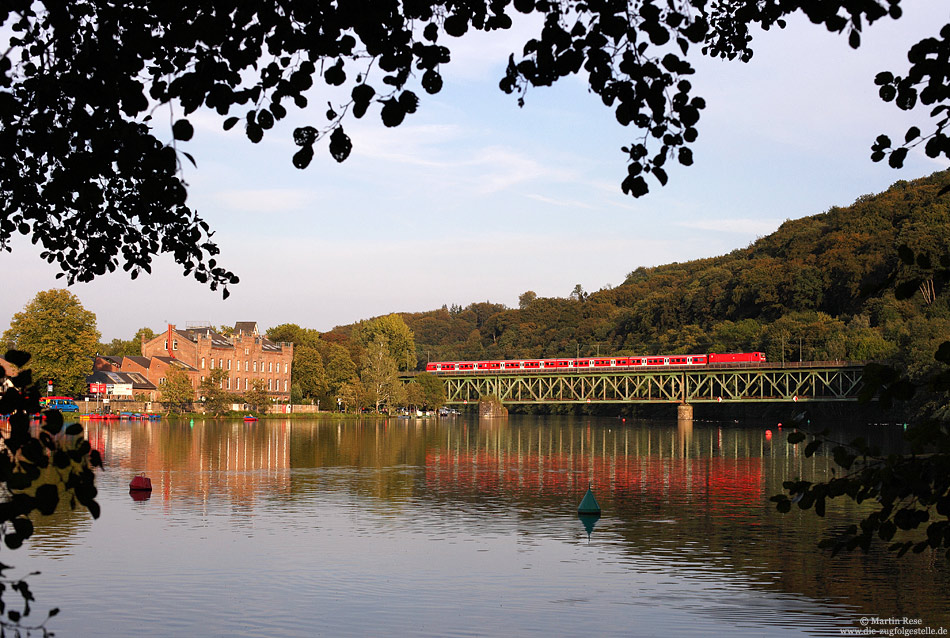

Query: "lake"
<box><xmin>16</xmin><ymin>416</ymin><xmax>950</xmax><ymax>637</ymax></box>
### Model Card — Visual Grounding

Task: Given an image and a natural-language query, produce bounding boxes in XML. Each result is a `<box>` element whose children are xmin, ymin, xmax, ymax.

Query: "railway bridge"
<box><xmin>435</xmin><ymin>361</ymin><xmax>866</xmax><ymax>409</ymax></box>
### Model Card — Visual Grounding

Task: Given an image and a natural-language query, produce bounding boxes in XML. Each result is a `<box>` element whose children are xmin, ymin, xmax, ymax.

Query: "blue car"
<box><xmin>40</xmin><ymin>397</ymin><xmax>80</xmax><ymax>412</ymax></box>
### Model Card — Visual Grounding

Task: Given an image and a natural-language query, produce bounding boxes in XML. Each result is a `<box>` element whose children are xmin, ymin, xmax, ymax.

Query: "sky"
<box><xmin>2</xmin><ymin>6</ymin><xmax>949</xmax><ymax>342</ymax></box>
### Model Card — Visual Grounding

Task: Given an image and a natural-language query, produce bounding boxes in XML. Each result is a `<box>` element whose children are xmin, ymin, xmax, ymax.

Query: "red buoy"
<box><xmin>129</xmin><ymin>474</ymin><xmax>152</xmax><ymax>491</ymax></box>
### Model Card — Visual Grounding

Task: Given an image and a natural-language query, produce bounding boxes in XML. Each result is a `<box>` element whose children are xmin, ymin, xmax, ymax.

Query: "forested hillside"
<box><xmin>399</xmin><ymin>171</ymin><xmax>950</xmax><ymax>379</ymax></box>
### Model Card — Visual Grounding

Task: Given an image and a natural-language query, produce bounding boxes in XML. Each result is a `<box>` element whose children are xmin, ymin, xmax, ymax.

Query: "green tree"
<box><xmin>324</xmin><ymin>343</ymin><xmax>358</xmax><ymax>395</ymax></box>
<box><xmin>518</xmin><ymin>291</ymin><xmax>537</xmax><ymax>310</ymax></box>
<box><xmin>360</xmin><ymin>337</ymin><xmax>400</xmax><ymax>413</ymax></box>
<box><xmin>356</xmin><ymin>314</ymin><xmax>417</xmax><ymax>371</ymax></box>
<box><xmin>3</xmin><ymin>289</ymin><xmax>100</xmax><ymax>397</ymax></box>
<box><xmin>244</xmin><ymin>378</ymin><xmax>270</xmax><ymax>414</ymax></box>
<box><xmin>336</xmin><ymin>378</ymin><xmax>364</xmax><ymax>413</ymax></box>
<box><xmin>198</xmin><ymin>367</ymin><xmax>231</xmax><ymax>415</ymax></box>
<box><xmin>405</xmin><ymin>381</ymin><xmax>426</xmax><ymax>412</ymax></box>
<box><xmin>416</xmin><ymin>372</ymin><xmax>446</xmax><ymax>411</ymax></box>
<box><xmin>100</xmin><ymin>326</ymin><xmax>156</xmax><ymax>357</ymax></box>
<box><xmin>161</xmin><ymin>366</ymin><xmax>195</xmax><ymax>413</ymax></box>
<box><xmin>267</xmin><ymin>323</ymin><xmax>321</xmax><ymax>349</ymax></box>
<box><xmin>293</xmin><ymin>345</ymin><xmax>328</xmax><ymax>400</ymax></box>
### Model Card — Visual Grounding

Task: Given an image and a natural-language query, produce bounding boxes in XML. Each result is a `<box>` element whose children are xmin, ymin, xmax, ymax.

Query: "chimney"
<box><xmin>167</xmin><ymin>324</ymin><xmax>176</xmax><ymax>359</ymax></box>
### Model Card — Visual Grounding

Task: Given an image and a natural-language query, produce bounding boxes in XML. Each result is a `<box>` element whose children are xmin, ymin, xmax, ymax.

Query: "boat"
<box><xmin>243</xmin><ymin>416</ymin><xmax>258</xmax><ymax>422</ymax></box>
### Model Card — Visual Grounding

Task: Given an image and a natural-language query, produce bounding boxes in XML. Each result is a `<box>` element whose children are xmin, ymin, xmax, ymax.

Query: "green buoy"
<box><xmin>577</xmin><ymin>483</ymin><xmax>601</xmax><ymax>515</ymax></box>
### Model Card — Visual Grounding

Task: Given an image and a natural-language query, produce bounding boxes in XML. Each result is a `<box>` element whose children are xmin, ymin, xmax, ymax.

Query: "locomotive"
<box><xmin>425</xmin><ymin>352</ymin><xmax>766</xmax><ymax>374</ymax></box>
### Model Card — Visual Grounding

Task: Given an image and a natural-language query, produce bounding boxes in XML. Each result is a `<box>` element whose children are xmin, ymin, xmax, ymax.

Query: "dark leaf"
<box><xmin>172</xmin><ymin>119</ymin><xmax>194</xmax><ymax>141</ymax></box>
<box><xmin>3</xmin><ymin>351</ymin><xmax>29</xmax><ymax>368</ymax></box>
<box><xmin>292</xmin><ymin>146</ymin><xmax>314</xmax><ymax>169</ymax></box>
<box><xmin>328</xmin><ymin>127</ymin><xmax>352</xmax><ymax>163</ymax></box>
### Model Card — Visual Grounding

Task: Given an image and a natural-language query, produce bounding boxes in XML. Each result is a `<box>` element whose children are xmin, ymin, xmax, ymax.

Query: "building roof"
<box><xmin>85</xmin><ymin>370</ymin><xmax>157</xmax><ymax>390</ymax></box>
<box><xmin>153</xmin><ymin>356</ymin><xmax>198</xmax><ymax>371</ymax></box>
<box><xmin>233</xmin><ymin>321</ymin><xmax>259</xmax><ymax>335</ymax></box>
<box><xmin>124</xmin><ymin>356</ymin><xmax>152</xmax><ymax>368</ymax></box>
<box><xmin>178</xmin><ymin>327</ymin><xmax>232</xmax><ymax>348</ymax></box>
<box><xmin>260</xmin><ymin>337</ymin><xmax>283</xmax><ymax>352</ymax></box>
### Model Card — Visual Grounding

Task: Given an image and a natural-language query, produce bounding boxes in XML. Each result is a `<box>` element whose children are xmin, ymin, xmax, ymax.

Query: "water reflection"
<box><xmin>21</xmin><ymin>417</ymin><xmax>950</xmax><ymax>637</ymax></box>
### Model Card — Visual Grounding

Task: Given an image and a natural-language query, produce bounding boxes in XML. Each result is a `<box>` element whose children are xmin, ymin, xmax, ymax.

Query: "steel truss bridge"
<box><xmin>438</xmin><ymin>362</ymin><xmax>866</xmax><ymax>406</ymax></box>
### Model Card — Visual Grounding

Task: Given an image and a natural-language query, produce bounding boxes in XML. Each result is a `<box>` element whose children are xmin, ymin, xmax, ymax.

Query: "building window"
<box><xmin>227</xmin><ymin>377</ymin><xmax>231</xmax><ymax>390</ymax></box>
<box><xmin>228</xmin><ymin>359</ymin><xmax>232</xmax><ymax>370</ymax></box>
<box><xmin>268</xmin><ymin>362</ymin><xmax>272</xmax><ymax>372</ymax></box>
<box><xmin>209</xmin><ymin>359</ymin><xmax>214</xmax><ymax>369</ymax></box>
<box><xmin>201</xmin><ymin>357</ymin><xmax>206</xmax><ymax>369</ymax></box>
<box><xmin>173</xmin><ymin>339</ymin><xmax>178</xmax><ymax>350</ymax></box>
<box><xmin>245</xmin><ymin>348</ymin><xmax>249</xmax><ymax>355</ymax></box>
<box><xmin>284</xmin><ymin>363</ymin><xmax>288</xmax><ymax>373</ymax></box>
<box><xmin>267</xmin><ymin>379</ymin><xmax>272</xmax><ymax>390</ymax></box>
<box><xmin>284</xmin><ymin>380</ymin><xmax>288</xmax><ymax>392</ymax></box>
<box><xmin>253</xmin><ymin>361</ymin><xmax>257</xmax><ymax>372</ymax></box>
<box><xmin>160</xmin><ymin>377</ymin><xmax>166</xmax><ymax>385</ymax></box>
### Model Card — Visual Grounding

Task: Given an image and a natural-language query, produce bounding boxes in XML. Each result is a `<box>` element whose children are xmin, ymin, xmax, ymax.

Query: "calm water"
<box><xmin>15</xmin><ymin>416</ymin><xmax>950</xmax><ymax>637</ymax></box>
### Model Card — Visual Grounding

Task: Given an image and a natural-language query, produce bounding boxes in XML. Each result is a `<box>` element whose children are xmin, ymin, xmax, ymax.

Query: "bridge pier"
<box><xmin>677</xmin><ymin>403</ymin><xmax>693</xmax><ymax>421</ymax></box>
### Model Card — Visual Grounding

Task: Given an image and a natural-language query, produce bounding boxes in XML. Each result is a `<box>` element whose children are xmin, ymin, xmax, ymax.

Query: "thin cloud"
<box><xmin>214</xmin><ymin>188</ymin><xmax>317</xmax><ymax>213</ymax></box>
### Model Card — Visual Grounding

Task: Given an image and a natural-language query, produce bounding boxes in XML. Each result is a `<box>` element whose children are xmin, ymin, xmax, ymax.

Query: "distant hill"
<box><xmin>379</xmin><ymin>170</ymin><xmax>950</xmax><ymax>373</ymax></box>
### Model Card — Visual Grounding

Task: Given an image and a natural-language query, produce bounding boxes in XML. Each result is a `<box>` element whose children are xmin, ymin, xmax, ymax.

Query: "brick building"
<box><xmin>141</xmin><ymin>322</ymin><xmax>293</xmax><ymax>399</ymax></box>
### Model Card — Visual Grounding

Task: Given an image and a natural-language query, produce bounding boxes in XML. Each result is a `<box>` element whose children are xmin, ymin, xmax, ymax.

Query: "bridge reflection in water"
<box><xmin>424</xmin><ymin>422</ymin><xmax>764</xmax><ymax>516</ymax></box>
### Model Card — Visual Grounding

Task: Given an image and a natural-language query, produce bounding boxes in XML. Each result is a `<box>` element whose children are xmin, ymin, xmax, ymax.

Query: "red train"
<box><xmin>425</xmin><ymin>352</ymin><xmax>766</xmax><ymax>374</ymax></box>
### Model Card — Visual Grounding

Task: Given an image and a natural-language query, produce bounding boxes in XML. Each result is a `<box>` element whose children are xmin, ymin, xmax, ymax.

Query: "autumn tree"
<box><xmin>161</xmin><ymin>366</ymin><xmax>195</xmax><ymax>413</ymax></box>
<box><xmin>3</xmin><ymin>290</ymin><xmax>100</xmax><ymax>397</ymax></box>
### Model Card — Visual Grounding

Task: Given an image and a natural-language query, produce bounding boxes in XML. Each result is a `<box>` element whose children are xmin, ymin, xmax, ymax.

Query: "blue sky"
<box><xmin>2</xmin><ymin>6</ymin><xmax>949</xmax><ymax>341</ymax></box>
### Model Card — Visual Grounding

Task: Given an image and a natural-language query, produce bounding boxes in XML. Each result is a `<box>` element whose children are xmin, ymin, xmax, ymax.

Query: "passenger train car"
<box><xmin>425</xmin><ymin>352</ymin><xmax>766</xmax><ymax>374</ymax></box>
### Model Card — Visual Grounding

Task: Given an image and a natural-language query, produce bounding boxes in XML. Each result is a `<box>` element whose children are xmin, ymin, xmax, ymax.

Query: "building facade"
<box><xmin>141</xmin><ymin>322</ymin><xmax>294</xmax><ymax>400</ymax></box>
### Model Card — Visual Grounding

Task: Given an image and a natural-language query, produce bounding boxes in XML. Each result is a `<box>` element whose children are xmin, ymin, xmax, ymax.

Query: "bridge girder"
<box><xmin>440</xmin><ymin>366</ymin><xmax>865</xmax><ymax>405</ymax></box>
